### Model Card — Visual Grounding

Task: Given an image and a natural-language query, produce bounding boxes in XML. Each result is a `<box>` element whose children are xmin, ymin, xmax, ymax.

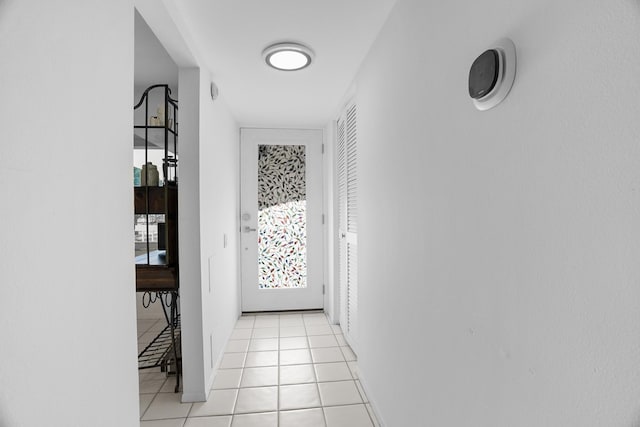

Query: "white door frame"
<box><xmin>240</xmin><ymin>128</ymin><xmax>324</xmax><ymax>312</ymax></box>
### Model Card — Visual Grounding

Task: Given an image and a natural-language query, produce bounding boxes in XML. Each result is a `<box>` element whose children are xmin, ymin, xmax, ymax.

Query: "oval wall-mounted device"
<box><xmin>469</xmin><ymin>38</ymin><xmax>516</xmax><ymax>111</ymax></box>
<box><xmin>210</xmin><ymin>81</ymin><xmax>219</xmax><ymax>101</ymax></box>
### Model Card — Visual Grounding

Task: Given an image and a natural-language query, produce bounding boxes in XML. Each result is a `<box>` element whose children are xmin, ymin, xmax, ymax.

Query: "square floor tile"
<box><xmin>212</xmin><ymin>369</ymin><xmax>243</xmax><ymax>390</ymax></box>
<box><xmin>248</xmin><ymin>338</ymin><xmax>278</xmax><ymax>352</ymax></box>
<box><xmin>184</xmin><ymin>415</ymin><xmax>232</xmax><ymax>427</ymax></box>
<box><xmin>230</xmin><ymin>329</ymin><xmax>253</xmax><ymax>340</ymax></box>
<box><xmin>139</xmin><ymin>331</ymin><xmax>160</xmax><ymax>345</ymax></box>
<box><xmin>139</xmin><ymin>393</ymin><xmax>154</xmax><ymax>418</ymax></box>
<box><xmin>240</xmin><ymin>366</ymin><xmax>278</xmax><ymax>388</ymax></box>
<box><xmin>226</xmin><ymin>339</ymin><xmax>250</xmax><ymax>353</ymax></box>
<box><xmin>335</xmin><ymin>334</ymin><xmax>348</xmax><ymax>346</ymax></box>
<box><xmin>324</xmin><ymin>404</ymin><xmax>373</xmax><ymax>427</ymax></box>
<box><xmin>311</xmin><ymin>347</ymin><xmax>345</xmax><ymax>363</ymax></box>
<box><xmin>234</xmin><ymin>318</ymin><xmax>255</xmax><ymax>329</ymax></box>
<box><xmin>279</xmin><ymin>364</ymin><xmax>316</xmax><ymax>385</ymax></box>
<box><xmin>140</xmin><ymin>419</ymin><xmax>186</xmax><ymax>427</ymax></box>
<box><xmin>189</xmin><ymin>389</ymin><xmax>238</xmax><ymax>417</ymax></box>
<box><xmin>314</xmin><ymin>362</ymin><xmax>353</xmax><ymax>382</ymax></box>
<box><xmin>142</xmin><ymin>392</ymin><xmax>192</xmax><ymax>420</ymax></box>
<box><xmin>148</xmin><ymin>320</ymin><xmax>167</xmax><ymax>332</ymax></box>
<box><xmin>280</xmin><ymin>317</ymin><xmax>304</xmax><ymax>327</ymax></box>
<box><xmin>254</xmin><ymin>316</ymin><xmax>279</xmax><ymax>328</ymax></box>
<box><xmin>308</xmin><ymin>335</ymin><xmax>339</xmax><ymax>348</ymax></box>
<box><xmin>303</xmin><ymin>316</ymin><xmax>329</xmax><ymax>326</ymax></box>
<box><xmin>252</xmin><ymin>328</ymin><xmax>279</xmax><ymax>339</ymax></box>
<box><xmin>234</xmin><ymin>386</ymin><xmax>278</xmax><ymax>414</ymax></box>
<box><xmin>159</xmin><ymin>378</ymin><xmax>181</xmax><ymax>393</ymax></box>
<box><xmin>303</xmin><ymin>313</ymin><xmax>327</xmax><ymax>319</ymax></box>
<box><xmin>280</xmin><ymin>408</ymin><xmax>325</xmax><ymax>427</ymax></box>
<box><xmin>341</xmin><ymin>346</ymin><xmax>357</xmax><ymax>361</ymax></box>
<box><xmin>279</xmin><ymin>383</ymin><xmax>321</xmax><ymax>411</ymax></box>
<box><xmin>280</xmin><ymin>349</ymin><xmax>312</xmax><ymax>365</ymax></box>
<box><xmin>306</xmin><ymin>324</ymin><xmax>334</xmax><ymax>336</ymax></box>
<box><xmin>279</xmin><ymin>336</ymin><xmax>309</xmax><ymax>350</ymax></box>
<box><xmin>139</xmin><ymin>378</ymin><xmax>166</xmax><ymax>394</ymax></box>
<box><xmin>220</xmin><ymin>353</ymin><xmax>246</xmax><ymax>369</ymax></box>
<box><xmin>279</xmin><ymin>326</ymin><xmax>306</xmax><ymax>337</ymax></box>
<box><xmin>230</xmin><ymin>412</ymin><xmax>277</xmax><ymax>427</ymax></box>
<box><xmin>318</xmin><ymin>381</ymin><xmax>363</xmax><ymax>406</ymax></box>
<box><xmin>280</xmin><ymin>313</ymin><xmax>303</xmax><ymax>319</ymax></box>
<box><xmin>244</xmin><ymin>351</ymin><xmax>278</xmax><ymax>367</ymax></box>
<box><xmin>139</xmin><ymin>370</ymin><xmax>167</xmax><ymax>382</ymax></box>
<box><xmin>138</xmin><ymin>319</ymin><xmax>155</xmax><ymax>331</ymax></box>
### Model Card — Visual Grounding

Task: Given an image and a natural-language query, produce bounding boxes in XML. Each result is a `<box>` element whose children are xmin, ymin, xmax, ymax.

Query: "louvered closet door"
<box><xmin>337</xmin><ymin>103</ymin><xmax>358</xmax><ymax>352</ymax></box>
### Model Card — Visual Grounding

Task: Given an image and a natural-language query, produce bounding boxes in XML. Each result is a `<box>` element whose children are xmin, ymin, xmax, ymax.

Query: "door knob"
<box><xmin>244</xmin><ymin>226</ymin><xmax>257</xmax><ymax>233</ymax></box>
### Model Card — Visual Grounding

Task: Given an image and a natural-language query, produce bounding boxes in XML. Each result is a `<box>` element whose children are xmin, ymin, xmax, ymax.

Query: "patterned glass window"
<box><xmin>257</xmin><ymin>145</ymin><xmax>307</xmax><ymax>289</ymax></box>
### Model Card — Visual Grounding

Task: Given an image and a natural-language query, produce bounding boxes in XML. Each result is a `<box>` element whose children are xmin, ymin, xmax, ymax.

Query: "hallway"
<box><xmin>5</xmin><ymin>1</ymin><xmax>640</xmax><ymax>425</ymax></box>
<box><xmin>139</xmin><ymin>312</ymin><xmax>378</xmax><ymax>427</ymax></box>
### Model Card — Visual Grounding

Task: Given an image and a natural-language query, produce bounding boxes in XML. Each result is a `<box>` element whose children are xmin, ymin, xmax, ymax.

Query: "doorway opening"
<box><xmin>134</xmin><ymin>8</ymin><xmax>183</xmax><ymax>404</ymax></box>
<box><xmin>240</xmin><ymin>128</ymin><xmax>325</xmax><ymax>312</ymax></box>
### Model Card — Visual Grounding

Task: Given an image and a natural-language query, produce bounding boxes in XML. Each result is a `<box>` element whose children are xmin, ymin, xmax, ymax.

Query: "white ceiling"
<box><xmin>143</xmin><ymin>0</ymin><xmax>399</xmax><ymax>128</ymax></box>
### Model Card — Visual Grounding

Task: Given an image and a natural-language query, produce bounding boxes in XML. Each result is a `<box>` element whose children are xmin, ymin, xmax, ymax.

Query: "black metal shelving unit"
<box><xmin>138</xmin><ymin>292</ymin><xmax>181</xmax><ymax>380</ymax></box>
<box><xmin>134</xmin><ymin>84</ymin><xmax>181</xmax><ymax>393</ymax></box>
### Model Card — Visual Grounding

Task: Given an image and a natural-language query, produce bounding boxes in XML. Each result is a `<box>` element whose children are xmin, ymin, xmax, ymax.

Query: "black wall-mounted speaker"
<box><xmin>469</xmin><ymin>39</ymin><xmax>516</xmax><ymax>111</ymax></box>
<box><xmin>469</xmin><ymin>49</ymin><xmax>499</xmax><ymax>100</ymax></box>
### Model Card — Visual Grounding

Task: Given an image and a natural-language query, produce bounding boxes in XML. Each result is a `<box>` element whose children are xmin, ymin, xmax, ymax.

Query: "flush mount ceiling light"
<box><xmin>262</xmin><ymin>42</ymin><xmax>314</xmax><ymax>71</ymax></box>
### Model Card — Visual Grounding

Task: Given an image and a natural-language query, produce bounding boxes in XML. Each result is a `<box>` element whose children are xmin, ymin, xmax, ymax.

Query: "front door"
<box><xmin>240</xmin><ymin>128</ymin><xmax>324</xmax><ymax>312</ymax></box>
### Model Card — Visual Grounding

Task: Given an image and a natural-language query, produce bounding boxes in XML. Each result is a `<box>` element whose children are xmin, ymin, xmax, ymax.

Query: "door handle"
<box><xmin>244</xmin><ymin>226</ymin><xmax>257</xmax><ymax>233</ymax></box>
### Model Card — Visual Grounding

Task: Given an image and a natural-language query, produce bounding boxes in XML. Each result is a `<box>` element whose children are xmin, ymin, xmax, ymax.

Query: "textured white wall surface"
<box><xmin>0</xmin><ymin>0</ymin><xmax>139</xmax><ymax>426</ymax></box>
<box><xmin>173</xmin><ymin>38</ymin><xmax>240</xmax><ymax>408</ymax></box>
<box><xmin>353</xmin><ymin>0</ymin><xmax>640</xmax><ymax>425</ymax></box>
<box><xmin>177</xmin><ymin>68</ymin><xmax>207</xmax><ymax>401</ymax></box>
<box><xmin>197</xmin><ymin>70</ymin><xmax>241</xmax><ymax>396</ymax></box>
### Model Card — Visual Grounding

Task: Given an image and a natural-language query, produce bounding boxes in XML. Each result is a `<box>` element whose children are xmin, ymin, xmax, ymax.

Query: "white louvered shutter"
<box><xmin>337</xmin><ymin>102</ymin><xmax>358</xmax><ymax>351</ymax></box>
<box><xmin>337</xmin><ymin>117</ymin><xmax>347</xmax><ymax>335</ymax></box>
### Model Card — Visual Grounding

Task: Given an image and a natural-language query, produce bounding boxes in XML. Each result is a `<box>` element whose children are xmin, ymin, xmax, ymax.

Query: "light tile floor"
<box><xmin>138</xmin><ymin>312</ymin><xmax>380</xmax><ymax>427</ymax></box>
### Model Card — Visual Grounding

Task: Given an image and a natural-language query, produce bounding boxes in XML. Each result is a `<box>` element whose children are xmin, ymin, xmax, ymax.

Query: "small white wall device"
<box><xmin>210</xmin><ymin>81</ymin><xmax>219</xmax><ymax>101</ymax></box>
<box><xmin>468</xmin><ymin>38</ymin><xmax>516</xmax><ymax>111</ymax></box>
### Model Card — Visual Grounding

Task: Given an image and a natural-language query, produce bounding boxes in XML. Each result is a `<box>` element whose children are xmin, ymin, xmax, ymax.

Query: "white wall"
<box><xmin>179</xmin><ymin>67</ymin><xmax>240</xmax><ymax>401</ymax></box>
<box><xmin>198</xmin><ymin>75</ymin><xmax>241</xmax><ymax>394</ymax></box>
<box><xmin>324</xmin><ymin>122</ymin><xmax>339</xmax><ymax>322</ymax></box>
<box><xmin>177</xmin><ymin>67</ymin><xmax>207</xmax><ymax>401</ymax></box>
<box><xmin>0</xmin><ymin>1</ymin><xmax>139</xmax><ymax>426</ymax></box>
<box><xmin>351</xmin><ymin>0</ymin><xmax>640</xmax><ymax>425</ymax></box>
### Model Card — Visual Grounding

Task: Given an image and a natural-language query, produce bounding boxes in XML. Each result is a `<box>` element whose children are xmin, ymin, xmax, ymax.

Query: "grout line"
<box><xmin>229</xmin><ymin>328</ymin><xmax>245</xmax><ymax>424</ymax></box>
<box><xmin>139</xmin><ymin>391</ymin><xmax>156</xmax><ymax>421</ymax></box>
<box><xmin>307</xmin><ymin>313</ymin><xmax>329</xmax><ymax>427</ymax></box>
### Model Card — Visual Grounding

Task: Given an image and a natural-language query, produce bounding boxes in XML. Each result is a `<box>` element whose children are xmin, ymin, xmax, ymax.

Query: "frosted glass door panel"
<box><xmin>257</xmin><ymin>145</ymin><xmax>307</xmax><ymax>289</ymax></box>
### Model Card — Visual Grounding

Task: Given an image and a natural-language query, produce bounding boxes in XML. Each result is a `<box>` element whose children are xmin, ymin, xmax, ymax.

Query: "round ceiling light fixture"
<box><xmin>262</xmin><ymin>42</ymin><xmax>314</xmax><ymax>71</ymax></box>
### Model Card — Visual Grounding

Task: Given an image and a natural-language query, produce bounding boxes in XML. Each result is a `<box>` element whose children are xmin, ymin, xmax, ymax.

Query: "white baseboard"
<box><xmin>181</xmin><ymin>392</ymin><xmax>207</xmax><ymax>403</ymax></box>
<box><xmin>359</xmin><ymin>375</ymin><xmax>386</xmax><ymax>427</ymax></box>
